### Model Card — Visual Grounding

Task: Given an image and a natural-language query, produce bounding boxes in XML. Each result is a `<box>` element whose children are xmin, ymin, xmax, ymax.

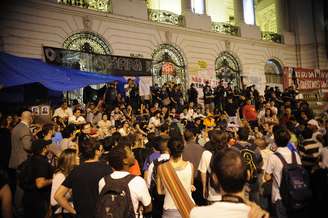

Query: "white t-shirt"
<box><xmin>163</xmin><ymin>161</ymin><xmax>194</xmax><ymax>210</ymax></box>
<box><xmin>68</xmin><ymin>115</ymin><xmax>86</xmax><ymax>125</ymax></box>
<box><xmin>190</xmin><ymin>202</ymin><xmax>250</xmax><ymax>218</ymax></box>
<box><xmin>265</xmin><ymin>147</ymin><xmax>302</xmax><ymax>203</ymax></box>
<box><xmin>53</xmin><ymin>107</ymin><xmax>73</xmax><ymax>119</ymax></box>
<box><xmin>50</xmin><ymin>172</ymin><xmax>73</xmax><ymax>214</ymax></box>
<box><xmin>198</xmin><ymin>150</ymin><xmax>222</xmax><ymax>201</ymax></box>
<box><xmin>98</xmin><ymin>171</ymin><xmax>151</xmax><ymax>216</ymax></box>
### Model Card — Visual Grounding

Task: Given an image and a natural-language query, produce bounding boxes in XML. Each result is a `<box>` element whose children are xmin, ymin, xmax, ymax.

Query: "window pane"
<box><xmin>149</xmin><ymin>0</ymin><xmax>181</xmax><ymax>14</ymax></box>
<box><xmin>192</xmin><ymin>0</ymin><xmax>204</xmax><ymax>14</ymax></box>
<box><xmin>207</xmin><ymin>0</ymin><xmax>234</xmax><ymax>23</ymax></box>
<box><xmin>243</xmin><ymin>0</ymin><xmax>255</xmax><ymax>25</ymax></box>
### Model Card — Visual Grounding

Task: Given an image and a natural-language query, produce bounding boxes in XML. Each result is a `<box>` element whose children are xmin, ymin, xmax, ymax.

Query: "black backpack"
<box><xmin>275</xmin><ymin>152</ymin><xmax>312</xmax><ymax>211</ymax></box>
<box><xmin>95</xmin><ymin>174</ymin><xmax>136</xmax><ymax>218</ymax></box>
<box><xmin>16</xmin><ymin>157</ymin><xmax>35</xmax><ymax>191</ymax></box>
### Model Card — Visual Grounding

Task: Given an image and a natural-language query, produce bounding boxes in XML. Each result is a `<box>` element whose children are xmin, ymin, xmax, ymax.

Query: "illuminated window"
<box><xmin>63</xmin><ymin>32</ymin><xmax>112</xmax><ymax>101</ymax></box>
<box><xmin>152</xmin><ymin>44</ymin><xmax>186</xmax><ymax>89</ymax></box>
<box><xmin>265</xmin><ymin>59</ymin><xmax>283</xmax><ymax>86</ymax></box>
<box><xmin>255</xmin><ymin>0</ymin><xmax>277</xmax><ymax>32</ymax></box>
<box><xmin>147</xmin><ymin>0</ymin><xmax>181</xmax><ymax>14</ymax></box>
<box><xmin>215</xmin><ymin>52</ymin><xmax>241</xmax><ymax>88</ymax></box>
<box><xmin>207</xmin><ymin>0</ymin><xmax>234</xmax><ymax>23</ymax></box>
<box><xmin>243</xmin><ymin>0</ymin><xmax>255</xmax><ymax>25</ymax></box>
<box><xmin>191</xmin><ymin>0</ymin><xmax>205</xmax><ymax>14</ymax></box>
<box><xmin>63</xmin><ymin>32</ymin><xmax>112</xmax><ymax>55</ymax></box>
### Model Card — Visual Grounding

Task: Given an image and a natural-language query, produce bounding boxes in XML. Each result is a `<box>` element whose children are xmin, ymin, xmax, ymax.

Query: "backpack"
<box><xmin>236</xmin><ymin>143</ymin><xmax>262</xmax><ymax>183</ymax></box>
<box><xmin>275</xmin><ymin>152</ymin><xmax>312</xmax><ymax>211</ymax></box>
<box><xmin>95</xmin><ymin>174</ymin><xmax>136</xmax><ymax>218</ymax></box>
<box><xmin>16</xmin><ymin>157</ymin><xmax>35</xmax><ymax>191</ymax></box>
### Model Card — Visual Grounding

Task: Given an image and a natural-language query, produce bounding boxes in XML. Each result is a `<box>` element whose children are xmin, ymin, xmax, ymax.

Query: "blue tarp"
<box><xmin>0</xmin><ymin>52</ymin><xmax>127</xmax><ymax>91</ymax></box>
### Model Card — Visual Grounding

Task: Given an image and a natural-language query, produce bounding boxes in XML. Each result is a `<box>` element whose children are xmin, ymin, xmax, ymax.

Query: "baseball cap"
<box><xmin>307</xmin><ymin>119</ymin><xmax>319</xmax><ymax>129</ymax></box>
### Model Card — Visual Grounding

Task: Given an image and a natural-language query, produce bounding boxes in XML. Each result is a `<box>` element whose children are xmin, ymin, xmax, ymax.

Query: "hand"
<box><xmin>191</xmin><ymin>185</ymin><xmax>196</xmax><ymax>192</ymax></box>
<box><xmin>247</xmin><ymin>202</ymin><xmax>269</xmax><ymax>218</ymax></box>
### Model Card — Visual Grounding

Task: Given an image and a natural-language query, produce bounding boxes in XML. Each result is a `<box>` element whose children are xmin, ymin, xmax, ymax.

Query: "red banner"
<box><xmin>283</xmin><ymin>67</ymin><xmax>328</xmax><ymax>90</ymax></box>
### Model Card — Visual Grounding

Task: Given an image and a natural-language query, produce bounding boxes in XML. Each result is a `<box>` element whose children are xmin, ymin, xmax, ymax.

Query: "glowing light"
<box><xmin>243</xmin><ymin>0</ymin><xmax>255</xmax><ymax>25</ymax></box>
<box><xmin>149</xmin><ymin>0</ymin><xmax>181</xmax><ymax>14</ymax></box>
<box><xmin>191</xmin><ymin>0</ymin><xmax>205</xmax><ymax>14</ymax></box>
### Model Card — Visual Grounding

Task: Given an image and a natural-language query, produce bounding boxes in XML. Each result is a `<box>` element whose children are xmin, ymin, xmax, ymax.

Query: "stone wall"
<box><xmin>0</xmin><ymin>0</ymin><xmax>325</xmax><ymax>94</ymax></box>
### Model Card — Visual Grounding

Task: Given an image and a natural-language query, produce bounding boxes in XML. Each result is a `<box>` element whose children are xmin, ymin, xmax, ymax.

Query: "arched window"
<box><xmin>63</xmin><ymin>32</ymin><xmax>112</xmax><ymax>102</ymax></box>
<box><xmin>265</xmin><ymin>59</ymin><xmax>283</xmax><ymax>87</ymax></box>
<box><xmin>152</xmin><ymin>44</ymin><xmax>186</xmax><ymax>89</ymax></box>
<box><xmin>215</xmin><ymin>51</ymin><xmax>241</xmax><ymax>88</ymax></box>
<box><xmin>63</xmin><ymin>32</ymin><xmax>112</xmax><ymax>55</ymax></box>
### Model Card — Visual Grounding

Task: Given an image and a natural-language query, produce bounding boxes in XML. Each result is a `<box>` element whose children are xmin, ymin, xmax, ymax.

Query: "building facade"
<box><xmin>0</xmin><ymin>0</ymin><xmax>327</xmax><ymax>95</ymax></box>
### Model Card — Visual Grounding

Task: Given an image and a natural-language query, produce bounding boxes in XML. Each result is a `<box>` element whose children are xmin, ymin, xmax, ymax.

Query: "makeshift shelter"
<box><xmin>0</xmin><ymin>52</ymin><xmax>127</xmax><ymax>91</ymax></box>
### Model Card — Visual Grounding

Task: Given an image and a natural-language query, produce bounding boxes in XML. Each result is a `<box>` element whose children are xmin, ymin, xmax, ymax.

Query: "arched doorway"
<box><xmin>264</xmin><ymin>59</ymin><xmax>283</xmax><ymax>89</ymax></box>
<box><xmin>63</xmin><ymin>32</ymin><xmax>112</xmax><ymax>102</ymax></box>
<box><xmin>152</xmin><ymin>44</ymin><xmax>186</xmax><ymax>89</ymax></box>
<box><xmin>63</xmin><ymin>31</ymin><xmax>112</xmax><ymax>55</ymax></box>
<box><xmin>215</xmin><ymin>51</ymin><xmax>241</xmax><ymax>88</ymax></box>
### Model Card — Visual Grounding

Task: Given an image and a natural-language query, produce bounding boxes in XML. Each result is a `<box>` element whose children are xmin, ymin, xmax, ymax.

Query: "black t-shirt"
<box><xmin>224</xmin><ymin>102</ymin><xmax>239</xmax><ymax>116</ymax></box>
<box><xmin>24</xmin><ymin>155</ymin><xmax>54</xmax><ymax>203</ymax></box>
<box><xmin>62</xmin><ymin>161</ymin><xmax>112</xmax><ymax>218</ymax></box>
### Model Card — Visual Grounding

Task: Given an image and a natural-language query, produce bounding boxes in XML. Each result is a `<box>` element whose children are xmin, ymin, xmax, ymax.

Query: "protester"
<box><xmin>190</xmin><ymin>148</ymin><xmax>268</xmax><ymax>218</ymax></box>
<box><xmin>50</xmin><ymin>148</ymin><xmax>79</xmax><ymax>218</ymax></box>
<box><xmin>55</xmin><ymin>139</ymin><xmax>111</xmax><ymax>218</ymax></box>
<box><xmin>23</xmin><ymin>139</ymin><xmax>53</xmax><ymax>218</ymax></box>
<box><xmin>157</xmin><ymin>138</ymin><xmax>194</xmax><ymax>218</ymax></box>
<box><xmin>98</xmin><ymin>144</ymin><xmax>152</xmax><ymax>217</ymax></box>
<box><xmin>4</xmin><ymin>79</ymin><xmax>328</xmax><ymax>218</ymax></box>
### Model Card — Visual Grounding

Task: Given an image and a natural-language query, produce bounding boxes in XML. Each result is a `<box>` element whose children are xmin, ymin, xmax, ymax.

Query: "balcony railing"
<box><xmin>148</xmin><ymin>9</ymin><xmax>184</xmax><ymax>26</ymax></box>
<box><xmin>261</xmin><ymin>31</ymin><xmax>283</xmax><ymax>43</ymax></box>
<box><xmin>57</xmin><ymin>0</ymin><xmax>112</xmax><ymax>13</ymax></box>
<box><xmin>212</xmin><ymin>22</ymin><xmax>240</xmax><ymax>36</ymax></box>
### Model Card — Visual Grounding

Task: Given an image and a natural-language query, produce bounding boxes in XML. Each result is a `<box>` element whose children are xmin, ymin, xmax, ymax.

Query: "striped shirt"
<box><xmin>299</xmin><ymin>139</ymin><xmax>323</xmax><ymax>169</ymax></box>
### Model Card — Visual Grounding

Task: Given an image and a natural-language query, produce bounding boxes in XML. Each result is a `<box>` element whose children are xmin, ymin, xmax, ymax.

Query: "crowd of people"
<box><xmin>0</xmin><ymin>78</ymin><xmax>328</xmax><ymax>218</ymax></box>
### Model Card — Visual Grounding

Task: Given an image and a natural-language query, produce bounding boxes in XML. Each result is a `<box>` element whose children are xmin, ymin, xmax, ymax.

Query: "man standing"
<box><xmin>191</xmin><ymin>148</ymin><xmax>268</xmax><ymax>218</ymax></box>
<box><xmin>9</xmin><ymin>110</ymin><xmax>33</xmax><ymax>169</ymax></box>
<box><xmin>55</xmin><ymin>139</ymin><xmax>112</xmax><ymax>218</ymax></box>
<box><xmin>187</xmin><ymin>83</ymin><xmax>198</xmax><ymax>106</ymax></box>
<box><xmin>9</xmin><ymin>110</ymin><xmax>33</xmax><ymax>216</ymax></box>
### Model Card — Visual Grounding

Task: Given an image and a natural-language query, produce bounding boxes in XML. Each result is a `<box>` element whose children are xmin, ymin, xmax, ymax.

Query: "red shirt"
<box><xmin>242</xmin><ymin>104</ymin><xmax>257</xmax><ymax>121</ymax></box>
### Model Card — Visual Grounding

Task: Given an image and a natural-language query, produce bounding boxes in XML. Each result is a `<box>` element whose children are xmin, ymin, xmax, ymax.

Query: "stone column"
<box><xmin>234</xmin><ymin>0</ymin><xmax>244</xmax><ymax>25</ymax></box>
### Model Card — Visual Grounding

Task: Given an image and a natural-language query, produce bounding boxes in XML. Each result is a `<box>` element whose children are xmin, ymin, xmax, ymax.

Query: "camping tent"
<box><xmin>0</xmin><ymin>52</ymin><xmax>127</xmax><ymax>91</ymax></box>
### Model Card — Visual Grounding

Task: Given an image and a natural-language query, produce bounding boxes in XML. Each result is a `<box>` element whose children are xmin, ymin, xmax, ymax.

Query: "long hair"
<box><xmin>56</xmin><ymin>148</ymin><xmax>78</xmax><ymax>176</ymax></box>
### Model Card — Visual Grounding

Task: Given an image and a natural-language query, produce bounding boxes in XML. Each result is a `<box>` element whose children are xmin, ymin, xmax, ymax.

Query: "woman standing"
<box><xmin>157</xmin><ymin>138</ymin><xmax>194</xmax><ymax>218</ymax></box>
<box><xmin>50</xmin><ymin>149</ymin><xmax>79</xmax><ymax>218</ymax></box>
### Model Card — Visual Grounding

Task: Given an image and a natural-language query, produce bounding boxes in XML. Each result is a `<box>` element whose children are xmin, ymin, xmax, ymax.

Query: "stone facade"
<box><xmin>0</xmin><ymin>0</ymin><xmax>327</xmax><ymax>94</ymax></box>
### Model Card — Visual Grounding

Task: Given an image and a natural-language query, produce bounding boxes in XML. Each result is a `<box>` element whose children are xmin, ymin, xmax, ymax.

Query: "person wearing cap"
<box><xmin>307</xmin><ymin>119</ymin><xmax>324</xmax><ymax>145</ymax></box>
<box><xmin>299</xmin><ymin>127</ymin><xmax>323</xmax><ymax>173</ymax></box>
<box><xmin>23</xmin><ymin>139</ymin><xmax>53</xmax><ymax>218</ymax></box>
